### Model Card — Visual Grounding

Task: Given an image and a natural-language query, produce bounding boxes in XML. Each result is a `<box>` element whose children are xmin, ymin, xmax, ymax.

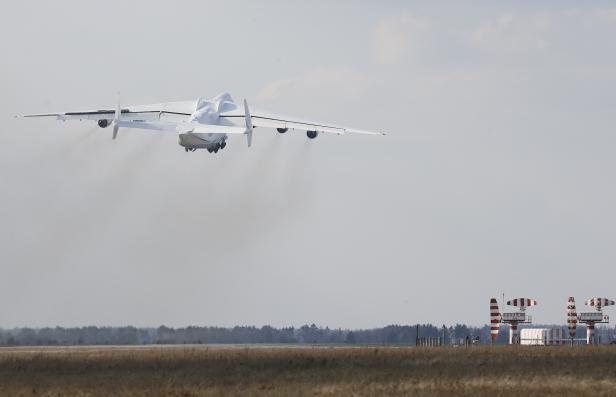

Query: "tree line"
<box><xmin>0</xmin><ymin>324</ymin><xmax>611</xmax><ymax>346</ymax></box>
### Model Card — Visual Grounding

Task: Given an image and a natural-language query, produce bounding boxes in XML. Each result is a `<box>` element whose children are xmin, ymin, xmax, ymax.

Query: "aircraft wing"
<box><xmin>19</xmin><ymin>97</ymin><xmax>385</xmax><ymax>136</ymax></box>
<box><xmin>220</xmin><ymin>108</ymin><xmax>385</xmax><ymax>136</ymax></box>
<box><xmin>18</xmin><ymin>100</ymin><xmax>195</xmax><ymax>123</ymax></box>
<box><xmin>116</xmin><ymin>120</ymin><xmax>247</xmax><ymax>134</ymax></box>
<box><xmin>20</xmin><ymin>105</ymin><xmax>247</xmax><ymax>136</ymax></box>
<box><xmin>251</xmin><ymin>116</ymin><xmax>384</xmax><ymax>135</ymax></box>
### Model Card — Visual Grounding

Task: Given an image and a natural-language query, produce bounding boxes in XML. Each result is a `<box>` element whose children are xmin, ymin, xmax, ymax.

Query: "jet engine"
<box><xmin>307</xmin><ymin>130</ymin><xmax>318</xmax><ymax>139</ymax></box>
<box><xmin>277</xmin><ymin>128</ymin><xmax>288</xmax><ymax>134</ymax></box>
<box><xmin>98</xmin><ymin>119</ymin><xmax>110</xmax><ymax>128</ymax></box>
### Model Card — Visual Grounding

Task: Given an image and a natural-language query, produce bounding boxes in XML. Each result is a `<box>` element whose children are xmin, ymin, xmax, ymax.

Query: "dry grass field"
<box><xmin>0</xmin><ymin>345</ymin><xmax>615</xmax><ymax>396</ymax></box>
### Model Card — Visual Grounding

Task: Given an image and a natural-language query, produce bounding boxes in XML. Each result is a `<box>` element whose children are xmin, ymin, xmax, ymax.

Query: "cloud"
<box><xmin>595</xmin><ymin>7</ymin><xmax>616</xmax><ymax>24</ymax></box>
<box><xmin>469</xmin><ymin>13</ymin><xmax>553</xmax><ymax>54</ymax></box>
<box><xmin>256</xmin><ymin>68</ymin><xmax>367</xmax><ymax>102</ymax></box>
<box><xmin>371</xmin><ymin>12</ymin><xmax>431</xmax><ymax>65</ymax></box>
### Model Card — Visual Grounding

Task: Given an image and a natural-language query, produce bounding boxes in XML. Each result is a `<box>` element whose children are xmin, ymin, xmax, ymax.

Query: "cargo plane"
<box><xmin>19</xmin><ymin>92</ymin><xmax>384</xmax><ymax>153</ymax></box>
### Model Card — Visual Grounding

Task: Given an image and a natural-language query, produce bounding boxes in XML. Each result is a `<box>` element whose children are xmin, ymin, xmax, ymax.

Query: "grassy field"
<box><xmin>0</xmin><ymin>345</ymin><xmax>615</xmax><ymax>396</ymax></box>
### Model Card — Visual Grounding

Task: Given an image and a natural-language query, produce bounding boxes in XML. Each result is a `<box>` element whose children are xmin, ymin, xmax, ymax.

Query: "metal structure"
<box><xmin>568</xmin><ymin>297</ymin><xmax>614</xmax><ymax>344</ymax></box>
<box><xmin>488</xmin><ymin>295</ymin><xmax>616</xmax><ymax>346</ymax></box>
<box><xmin>504</xmin><ymin>298</ymin><xmax>537</xmax><ymax>344</ymax></box>
<box><xmin>489</xmin><ymin>297</ymin><xmax>537</xmax><ymax>344</ymax></box>
<box><xmin>415</xmin><ymin>325</ymin><xmax>447</xmax><ymax>347</ymax></box>
<box><xmin>416</xmin><ymin>336</ymin><xmax>443</xmax><ymax>346</ymax></box>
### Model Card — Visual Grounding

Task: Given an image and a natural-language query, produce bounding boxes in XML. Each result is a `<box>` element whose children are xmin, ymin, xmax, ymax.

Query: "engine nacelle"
<box><xmin>98</xmin><ymin>119</ymin><xmax>110</xmax><ymax>128</ymax></box>
<box><xmin>277</xmin><ymin>128</ymin><xmax>288</xmax><ymax>134</ymax></box>
<box><xmin>307</xmin><ymin>130</ymin><xmax>318</xmax><ymax>139</ymax></box>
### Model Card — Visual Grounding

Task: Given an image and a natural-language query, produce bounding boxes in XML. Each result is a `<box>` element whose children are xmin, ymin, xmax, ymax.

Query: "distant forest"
<box><xmin>1</xmin><ymin>324</ymin><xmax>614</xmax><ymax>346</ymax></box>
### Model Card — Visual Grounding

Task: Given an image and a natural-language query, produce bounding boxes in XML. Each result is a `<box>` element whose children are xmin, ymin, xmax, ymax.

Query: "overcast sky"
<box><xmin>1</xmin><ymin>1</ymin><xmax>616</xmax><ymax>328</ymax></box>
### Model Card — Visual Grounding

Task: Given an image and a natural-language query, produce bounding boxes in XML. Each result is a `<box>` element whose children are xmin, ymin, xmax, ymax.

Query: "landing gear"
<box><xmin>184</xmin><ymin>140</ymin><xmax>226</xmax><ymax>154</ymax></box>
<box><xmin>209</xmin><ymin>141</ymin><xmax>224</xmax><ymax>153</ymax></box>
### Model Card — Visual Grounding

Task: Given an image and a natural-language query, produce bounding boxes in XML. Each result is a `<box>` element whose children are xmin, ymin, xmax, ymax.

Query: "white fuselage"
<box><xmin>177</xmin><ymin>93</ymin><xmax>240</xmax><ymax>152</ymax></box>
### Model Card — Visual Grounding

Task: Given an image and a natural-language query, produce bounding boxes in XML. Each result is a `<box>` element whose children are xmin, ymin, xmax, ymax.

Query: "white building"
<box><xmin>520</xmin><ymin>328</ymin><xmax>565</xmax><ymax>345</ymax></box>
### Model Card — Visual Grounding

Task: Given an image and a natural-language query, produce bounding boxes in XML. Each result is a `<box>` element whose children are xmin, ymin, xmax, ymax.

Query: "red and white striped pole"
<box><xmin>490</xmin><ymin>298</ymin><xmax>500</xmax><ymax>344</ymax></box>
<box><xmin>567</xmin><ymin>297</ymin><xmax>577</xmax><ymax>345</ymax></box>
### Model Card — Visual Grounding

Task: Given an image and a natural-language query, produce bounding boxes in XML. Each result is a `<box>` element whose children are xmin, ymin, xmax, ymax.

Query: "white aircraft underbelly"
<box><xmin>178</xmin><ymin>132</ymin><xmax>227</xmax><ymax>150</ymax></box>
